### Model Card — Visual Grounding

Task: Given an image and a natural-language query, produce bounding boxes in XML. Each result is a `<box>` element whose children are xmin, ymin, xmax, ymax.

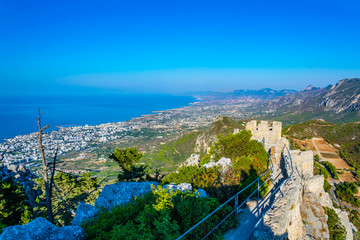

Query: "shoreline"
<box><xmin>1</xmin><ymin>97</ymin><xmax>201</xmax><ymax>143</ymax></box>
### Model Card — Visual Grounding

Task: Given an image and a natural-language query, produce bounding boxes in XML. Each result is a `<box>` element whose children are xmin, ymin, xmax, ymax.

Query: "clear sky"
<box><xmin>1</xmin><ymin>0</ymin><xmax>360</xmax><ymax>95</ymax></box>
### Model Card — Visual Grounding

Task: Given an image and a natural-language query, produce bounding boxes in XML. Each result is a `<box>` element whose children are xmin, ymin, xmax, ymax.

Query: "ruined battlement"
<box><xmin>245</xmin><ymin>120</ymin><xmax>282</xmax><ymax>143</ymax></box>
<box><xmin>290</xmin><ymin>150</ymin><xmax>313</xmax><ymax>178</ymax></box>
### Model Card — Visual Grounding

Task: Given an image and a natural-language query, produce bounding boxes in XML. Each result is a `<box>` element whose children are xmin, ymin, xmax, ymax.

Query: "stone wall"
<box><xmin>246</xmin><ymin>120</ymin><xmax>289</xmax><ymax>169</ymax></box>
<box><xmin>290</xmin><ymin>150</ymin><xmax>313</xmax><ymax>179</ymax></box>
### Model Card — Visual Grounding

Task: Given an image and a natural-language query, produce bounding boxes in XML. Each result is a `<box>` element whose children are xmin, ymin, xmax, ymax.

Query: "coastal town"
<box><xmin>0</xmin><ymin>103</ymin><xmax>251</xmax><ymax>168</ymax></box>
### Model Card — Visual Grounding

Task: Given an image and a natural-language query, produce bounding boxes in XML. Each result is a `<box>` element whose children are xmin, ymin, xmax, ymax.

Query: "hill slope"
<box><xmin>190</xmin><ymin>88</ymin><xmax>297</xmax><ymax>104</ymax></box>
<box><xmin>258</xmin><ymin>78</ymin><xmax>360</xmax><ymax>125</ymax></box>
<box><xmin>142</xmin><ymin>116</ymin><xmax>244</xmax><ymax>170</ymax></box>
<box><xmin>283</xmin><ymin>119</ymin><xmax>360</xmax><ymax>168</ymax></box>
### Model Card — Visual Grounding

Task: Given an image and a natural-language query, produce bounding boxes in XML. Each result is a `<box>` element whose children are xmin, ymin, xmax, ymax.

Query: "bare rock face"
<box><xmin>162</xmin><ymin>182</ymin><xmax>193</xmax><ymax>192</ymax></box>
<box><xmin>0</xmin><ymin>164</ymin><xmax>39</xmax><ymax>207</ymax></box>
<box><xmin>182</xmin><ymin>153</ymin><xmax>200</xmax><ymax>167</ymax></box>
<box><xmin>300</xmin><ymin>192</ymin><xmax>329</xmax><ymax>239</ymax></box>
<box><xmin>335</xmin><ymin>209</ymin><xmax>353</xmax><ymax>240</ymax></box>
<box><xmin>94</xmin><ymin>181</ymin><xmax>159</xmax><ymax>210</ymax></box>
<box><xmin>261</xmin><ymin>175</ymin><xmax>304</xmax><ymax>239</ymax></box>
<box><xmin>0</xmin><ymin>217</ymin><xmax>85</xmax><ymax>240</ymax></box>
<box><xmin>203</xmin><ymin>157</ymin><xmax>232</xmax><ymax>170</ymax></box>
<box><xmin>72</xmin><ymin>202</ymin><xmax>97</xmax><ymax>226</ymax></box>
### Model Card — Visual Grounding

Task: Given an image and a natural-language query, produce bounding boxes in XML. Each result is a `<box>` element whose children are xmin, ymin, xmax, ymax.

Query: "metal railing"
<box><xmin>176</xmin><ymin>146</ymin><xmax>294</xmax><ymax>240</ymax></box>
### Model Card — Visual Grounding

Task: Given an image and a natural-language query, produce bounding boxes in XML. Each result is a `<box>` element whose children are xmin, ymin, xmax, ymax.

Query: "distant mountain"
<box><xmin>258</xmin><ymin>78</ymin><xmax>360</xmax><ymax>124</ymax></box>
<box><xmin>189</xmin><ymin>88</ymin><xmax>297</xmax><ymax>104</ymax></box>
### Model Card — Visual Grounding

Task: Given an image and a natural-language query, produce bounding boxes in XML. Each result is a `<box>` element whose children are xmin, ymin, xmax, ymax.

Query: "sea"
<box><xmin>0</xmin><ymin>94</ymin><xmax>196</xmax><ymax>141</ymax></box>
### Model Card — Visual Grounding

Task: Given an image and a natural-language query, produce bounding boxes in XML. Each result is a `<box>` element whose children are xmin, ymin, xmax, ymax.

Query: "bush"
<box><xmin>321</xmin><ymin>161</ymin><xmax>339</xmax><ymax>180</ymax></box>
<box><xmin>82</xmin><ymin>186</ymin><xmax>237</xmax><ymax>240</ymax></box>
<box><xmin>0</xmin><ymin>177</ymin><xmax>31</xmax><ymax>233</ymax></box>
<box><xmin>324</xmin><ymin>180</ymin><xmax>332</xmax><ymax>193</ymax></box>
<box><xmin>314</xmin><ymin>161</ymin><xmax>329</xmax><ymax>179</ymax></box>
<box><xmin>335</xmin><ymin>182</ymin><xmax>360</xmax><ymax>207</ymax></box>
<box><xmin>323</xmin><ymin>207</ymin><xmax>346</xmax><ymax>240</ymax></box>
<box><xmin>163</xmin><ymin>131</ymin><xmax>269</xmax><ymax>203</ymax></box>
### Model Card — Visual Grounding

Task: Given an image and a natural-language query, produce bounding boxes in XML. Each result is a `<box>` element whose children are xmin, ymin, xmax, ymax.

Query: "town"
<box><xmin>0</xmin><ymin>102</ymin><xmax>251</xmax><ymax>168</ymax></box>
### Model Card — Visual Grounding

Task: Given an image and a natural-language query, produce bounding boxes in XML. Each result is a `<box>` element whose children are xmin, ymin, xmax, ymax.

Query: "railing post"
<box><xmin>235</xmin><ymin>195</ymin><xmax>238</xmax><ymax>214</ymax></box>
<box><xmin>257</xmin><ymin>178</ymin><xmax>260</xmax><ymax>206</ymax></box>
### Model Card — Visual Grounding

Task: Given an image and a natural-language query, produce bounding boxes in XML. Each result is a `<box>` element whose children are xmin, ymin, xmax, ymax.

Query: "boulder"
<box><xmin>195</xmin><ymin>188</ymin><xmax>208</xmax><ymax>197</ymax></box>
<box><xmin>182</xmin><ymin>153</ymin><xmax>200</xmax><ymax>167</ymax></box>
<box><xmin>203</xmin><ymin>157</ymin><xmax>232</xmax><ymax>170</ymax></box>
<box><xmin>72</xmin><ymin>202</ymin><xmax>97</xmax><ymax>226</ymax></box>
<box><xmin>95</xmin><ymin>181</ymin><xmax>159</xmax><ymax>210</ymax></box>
<box><xmin>0</xmin><ymin>217</ymin><xmax>85</xmax><ymax>240</ymax></box>
<box><xmin>162</xmin><ymin>183</ymin><xmax>193</xmax><ymax>192</ymax></box>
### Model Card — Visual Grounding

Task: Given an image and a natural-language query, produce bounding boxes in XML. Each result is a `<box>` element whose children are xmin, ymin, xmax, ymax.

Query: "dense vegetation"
<box><xmin>0</xmin><ymin>177</ymin><xmax>31</xmax><ymax>233</ymax></box>
<box><xmin>313</xmin><ymin>160</ymin><xmax>331</xmax><ymax>193</ymax></box>
<box><xmin>321</xmin><ymin>161</ymin><xmax>339</xmax><ymax>180</ymax></box>
<box><xmin>82</xmin><ymin>186</ymin><xmax>237</xmax><ymax>240</ymax></box>
<box><xmin>142</xmin><ymin>116</ymin><xmax>244</xmax><ymax>171</ymax></box>
<box><xmin>31</xmin><ymin>172</ymin><xmax>99</xmax><ymax>226</ymax></box>
<box><xmin>323</xmin><ymin>207</ymin><xmax>347</xmax><ymax>240</ymax></box>
<box><xmin>162</xmin><ymin>130</ymin><xmax>269</xmax><ymax>202</ymax></box>
<box><xmin>109</xmin><ymin>147</ymin><xmax>148</xmax><ymax>182</ymax></box>
<box><xmin>283</xmin><ymin>120</ymin><xmax>360</xmax><ymax>168</ymax></box>
<box><xmin>335</xmin><ymin>182</ymin><xmax>360</xmax><ymax>208</ymax></box>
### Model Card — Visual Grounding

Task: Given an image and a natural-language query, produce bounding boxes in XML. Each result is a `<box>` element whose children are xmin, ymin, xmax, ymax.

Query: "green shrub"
<box><xmin>335</xmin><ymin>182</ymin><xmax>360</xmax><ymax>207</ymax></box>
<box><xmin>82</xmin><ymin>186</ymin><xmax>237</xmax><ymax>240</ymax></box>
<box><xmin>0</xmin><ymin>176</ymin><xmax>31</xmax><ymax>233</ymax></box>
<box><xmin>314</xmin><ymin>161</ymin><xmax>329</xmax><ymax>179</ymax></box>
<box><xmin>324</xmin><ymin>180</ymin><xmax>332</xmax><ymax>193</ymax></box>
<box><xmin>321</xmin><ymin>161</ymin><xmax>339</xmax><ymax>180</ymax></box>
<box><xmin>323</xmin><ymin>207</ymin><xmax>346</xmax><ymax>240</ymax></box>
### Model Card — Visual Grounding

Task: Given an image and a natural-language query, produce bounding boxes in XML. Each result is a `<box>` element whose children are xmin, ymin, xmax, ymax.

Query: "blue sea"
<box><xmin>0</xmin><ymin>94</ymin><xmax>196</xmax><ymax>140</ymax></box>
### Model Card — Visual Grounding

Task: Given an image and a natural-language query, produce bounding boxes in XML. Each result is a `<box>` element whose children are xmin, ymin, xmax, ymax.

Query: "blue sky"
<box><xmin>1</xmin><ymin>0</ymin><xmax>359</xmax><ymax>95</ymax></box>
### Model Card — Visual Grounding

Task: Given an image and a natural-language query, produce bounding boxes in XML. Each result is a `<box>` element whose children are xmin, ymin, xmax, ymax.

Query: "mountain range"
<box><xmin>256</xmin><ymin>78</ymin><xmax>360</xmax><ymax>124</ymax></box>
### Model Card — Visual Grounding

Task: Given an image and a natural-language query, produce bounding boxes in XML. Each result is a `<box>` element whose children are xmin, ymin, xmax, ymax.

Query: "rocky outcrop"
<box><xmin>72</xmin><ymin>202</ymin><xmax>97</xmax><ymax>226</ymax></box>
<box><xmin>0</xmin><ymin>164</ymin><xmax>39</xmax><ymax>206</ymax></box>
<box><xmin>162</xmin><ymin>183</ymin><xmax>208</xmax><ymax>197</ymax></box>
<box><xmin>162</xmin><ymin>182</ymin><xmax>193</xmax><ymax>192</ymax></box>
<box><xmin>203</xmin><ymin>157</ymin><xmax>232</xmax><ymax>170</ymax></box>
<box><xmin>260</xmin><ymin>175</ymin><xmax>304</xmax><ymax>239</ymax></box>
<box><xmin>95</xmin><ymin>181</ymin><xmax>159</xmax><ymax>210</ymax></box>
<box><xmin>300</xmin><ymin>192</ymin><xmax>329</xmax><ymax>239</ymax></box>
<box><xmin>182</xmin><ymin>153</ymin><xmax>200</xmax><ymax>167</ymax></box>
<box><xmin>0</xmin><ymin>217</ymin><xmax>85</xmax><ymax>240</ymax></box>
<box><xmin>73</xmin><ymin>182</ymin><xmax>208</xmax><ymax>227</ymax></box>
<box><xmin>335</xmin><ymin>209</ymin><xmax>354</xmax><ymax>240</ymax></box>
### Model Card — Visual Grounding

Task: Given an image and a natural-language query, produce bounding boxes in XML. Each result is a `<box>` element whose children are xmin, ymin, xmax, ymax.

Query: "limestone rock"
<box><xmin>182</xmin><ymin>153</ymin><xmax>200</xmax><ymax>167</ymax></box>
<box><xmin>262</xmin><ymin>175</ymin><xmax>304</xmax><ymax>239</ymax></box>
<box><xmin>162</xmin><ymin>183</ymin><xmax>193</xmax><ymax>192</ymax></box>
<box><xmin>195</xmin><ymin>188</ymin><xmax>208</xmax><ymax>197</ymax></box>
<box><xmin>72</xmin><ymin>202</ymin><xmax>97</xmax><ymax>226</ymax></box>
<box><xmin>95</xmin><ymin>181</ymin><xmax>159</xmax><ymax>210</ymax></box>
<box><xmin>300</xmin><ymin>192</ymin><xmax>329</xmax><ymax>239</ymax></box>
<box><xmin>203</xmin><ymin>157</ymin><xmax>231</xmax><ymax>170</ymax></box>
<box><xmin>0</xmin><ymin>217</ymin><xmax>85</xmax><ymax>240</ymax></box>
<box><xmin>305</xmin><ymin>175</ymin><xmax>333</xmax><ymax>208</ymax></box>
<box><xmin>335</xmin><ymin>209</ymin><xmax>353</xmax><ymax>240</ymax></box>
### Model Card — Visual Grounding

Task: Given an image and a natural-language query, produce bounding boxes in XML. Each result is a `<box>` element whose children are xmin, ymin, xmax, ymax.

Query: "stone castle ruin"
<box><xmin>246</xmin><ymin>120</ymin><xmax>313</xmax><ymax>178</ymax></box>
<box><xmin>244</xmin><ymin>120</ymin><xmax>354</xmax><ymax>239</ymax></box>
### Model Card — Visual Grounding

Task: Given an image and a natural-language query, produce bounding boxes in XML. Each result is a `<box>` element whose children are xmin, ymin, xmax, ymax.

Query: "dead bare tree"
<box><xmin>37</xmin><ymin>109</ymin><xmax>56</xmax><ymax>223</ymax></box>
<box><xmin>36</xmin><ymin>110</ymin><xmax>109</xmax><ymax>225</ymax></box>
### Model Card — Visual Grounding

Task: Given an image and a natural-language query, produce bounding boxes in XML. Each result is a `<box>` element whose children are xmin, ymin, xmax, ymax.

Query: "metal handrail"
<box><xmin>176</xmin><ymin>146</ymin><xmax>294</xmax><ymax>240</ymax></box>
<box><xmin>176</xmin><ymin>155</ymin><xmax>274</xmax><ymax>240</ymax></box>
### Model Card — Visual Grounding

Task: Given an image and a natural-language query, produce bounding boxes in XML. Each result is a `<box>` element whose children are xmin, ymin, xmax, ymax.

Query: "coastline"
<box><xmin>0</xmin><ymin>94</ymin><xmax>198</xmax><ymax>141</ymax></box>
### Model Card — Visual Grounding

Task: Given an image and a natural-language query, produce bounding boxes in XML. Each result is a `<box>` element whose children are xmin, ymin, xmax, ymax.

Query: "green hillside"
<box><xmin>283</xmin><ymin>120</ymin><xmax>360</xmax><ymax>168</ymax></box>
<box><xmin>142</xmin><ymin>116</ymin><xmax>244</xmax><ymax>171</ymax></box>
